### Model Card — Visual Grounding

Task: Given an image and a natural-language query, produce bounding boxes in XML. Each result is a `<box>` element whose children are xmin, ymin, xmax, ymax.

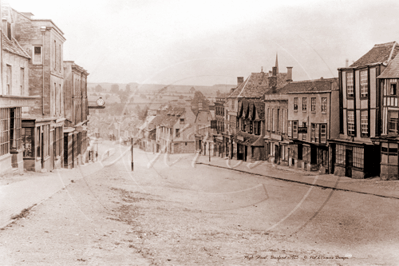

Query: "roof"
<box><xmin>228</xmin><ymin>71</ymin><xmax>289</xmax><ymax>99</ymax></box>
<box><xmin>378</xmin><ymin>53</ymin><xmax>399</xmax><ymax>79</ymax></box>
<box><xmin>238</xmin><ymin>99</ymin><xmax>265</xmax><ymax>120</ymax></box>
<box><xmin>237</xmin><ymin>131</ymin><xmax>264</xmax><ymax>147</ymax></box>
<box><xmin>2</xmin><ymin>32</ymin><xmax>30</xmax><ymax>59</ymax></box>
<box><xmin>279</xmin><ymin>78</ymin><xmax>338</xmax><ymax>94</ymax></box>
<box><xmin>350</xmin><ymin>42</ymin><xmax>399</xmax><ymax>68</ymax></box>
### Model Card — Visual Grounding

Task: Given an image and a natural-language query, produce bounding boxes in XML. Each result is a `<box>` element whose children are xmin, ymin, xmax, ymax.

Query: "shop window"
<box><xmin>0</xmin><ymin>108</ymin><xmax>10</xmax><ymax>156</ymax></box>
<box><xmin>10</xmin><ymin>108</ymin><xmax>21</xmax><ymax>151</ymax></box>
<box><xmin>336</xmin><ymin>145</ymin><xmax>345</xmax><ymax>165</ymax></box>
<box><xmin>293</xmin><ymin>98</ymin><xmax>298</xmax><ymax>112</ymax></box>
<box><xmin>22</xmin><ymin>128</ymin><xmax>34</xmax><ymax>158</ymax></box>
<box><xmin>353</xmin><ymin>147</ymin><xmax>364</xmax><ymax>169</ymax></box>
<box><xmin>347</xmin><ymin>72</ymin><xmax>354</xmax><ymax>97</ymax></box>
<box><xmin>321</xmin><ymin>97</ymin><xmax>327</xmax><ymax>113</ymax></box>
<box><xmin>360</xmin><ymin>70</ymin><xmax>368</xmax><ymax>98</ymax></box>
<box><xmin>311</xmin><ymin>97</ymin><xmax>316</xmax><ymax>112</ymax></box>
<box><xmin>36</xmin><ymin>127</ymin><xmax>41</xmax><ymax>158</ymax></box>
<box><xmin>382</xmin><ymin>143</ymin><xmax>398</xmax><ymax>166</ymax></box>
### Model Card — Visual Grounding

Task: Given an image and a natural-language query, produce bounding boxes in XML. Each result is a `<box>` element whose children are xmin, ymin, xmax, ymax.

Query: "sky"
<box><xmin>8</xmin><ymin>0</ymin><xmax>399</xmax><ymax>86</ymax></box>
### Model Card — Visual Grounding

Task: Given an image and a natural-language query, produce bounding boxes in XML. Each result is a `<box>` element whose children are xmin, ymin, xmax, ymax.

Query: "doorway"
<box><xmin>311</xmin><ymin>146</ymin><xmax>317</xmax><ymax>164</ymax></box>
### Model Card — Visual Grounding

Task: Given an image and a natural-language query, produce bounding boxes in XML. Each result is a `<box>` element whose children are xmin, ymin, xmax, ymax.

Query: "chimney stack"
<box><xmin>345</xmin><ymin>59</ymin><xmax>349</xmax><ymax>67</ymax></box>
<box><xmin>286</xmin><ymin>67</ymin><xmax>293</xmax><ymax>82</ymax></box>
<box><xmin>237</xmin><ymin>77</ymin><xmax>244</xmax><ymax>86</ymax></box>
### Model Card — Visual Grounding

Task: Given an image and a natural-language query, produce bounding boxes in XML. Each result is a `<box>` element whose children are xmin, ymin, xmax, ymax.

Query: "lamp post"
<box><xmin>131</xmin><ymin>137</ymin><xmax>134</xmax><ymax>171</ymax></box>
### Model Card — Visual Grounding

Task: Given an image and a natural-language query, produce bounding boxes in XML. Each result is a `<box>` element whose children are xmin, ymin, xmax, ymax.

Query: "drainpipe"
<box><xmin>40</xmin><ymin>26</ymin><xmax>46</xmax><ymax>116</ymax></box>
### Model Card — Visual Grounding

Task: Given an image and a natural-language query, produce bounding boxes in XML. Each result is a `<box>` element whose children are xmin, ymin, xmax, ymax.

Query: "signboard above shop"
<box><xmin>298</xmin><ymin>127</ymin><xmax>307</xmax><ymax>134</ymax></box>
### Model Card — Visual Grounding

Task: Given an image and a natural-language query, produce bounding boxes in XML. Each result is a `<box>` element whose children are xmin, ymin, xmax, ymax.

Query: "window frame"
<box><xmin>321</xmin><ymin>97</ymin><xmax>327</xmax><ymax>113</ymax></box>
<box><xmin>360</xmin><ymin>70</ymin><xmax>368</xmax><ymax>98</ymax></box>
<box><xmin>0</xmin><ymin>108</ymin><xmax>10</xmax><ymax>156</ymax></box>
<box><xmin>33</xmin><ymin>46</ymin><xmax>43</xmax><ymax>65</ymax></box>
<box><xmin>346</xmin><ymin>71</ymin><xmax>354</xmax><ymax>98</ymax></box>
<box><xmin>347</xmin><ymin>110</ymin><xmax>355</xmax><ymax>136</ymax></box>
<box><xmin>293</xmin><ymin>97</ymin><xmax>298</xmax><ymax>112</ymax></box>
<box><xmin>302</xmin><ymin>97</ymin><xmax>307</xmax><ymax>112</ymax></box>
<box><xmin>360</xmin><ymin>110</ymin><xmax>369</xmax><ymax>137</ymax></box>
<box><xmin>311</xmin><ymin>97</ymin><xmax>316</xmax><ymax>112</ymax></box>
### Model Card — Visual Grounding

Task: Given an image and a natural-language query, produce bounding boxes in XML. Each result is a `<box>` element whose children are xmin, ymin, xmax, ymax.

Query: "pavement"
<box><xmin>1</xmin><ymin>142</ymin><xmax>399</xmax><ymax>229</ymax></box>
<box><xmin>196</xmin><ymin>154</ymin><xmax>399</xmax><ymax>200</ymax></box>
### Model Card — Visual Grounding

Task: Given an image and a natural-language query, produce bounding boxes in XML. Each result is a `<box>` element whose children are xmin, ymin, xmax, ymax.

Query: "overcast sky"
<box><xmin>9</xmin><ymin>0</ymin><xmax>399</xmax><ymax>86</ymax></box>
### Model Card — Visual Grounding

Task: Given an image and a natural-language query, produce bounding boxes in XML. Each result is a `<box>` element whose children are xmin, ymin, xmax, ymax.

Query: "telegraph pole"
<box><xmin>134</xmin><ymin>137</ymin><xmax>137</xmax><ymax>170</ymax></box>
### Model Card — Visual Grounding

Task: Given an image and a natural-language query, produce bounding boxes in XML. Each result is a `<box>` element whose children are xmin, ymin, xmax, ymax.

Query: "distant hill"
<box><xmin>88</xmin><ymin>82</ymin><xmax>235</xmax><ymax>96</ymax></box>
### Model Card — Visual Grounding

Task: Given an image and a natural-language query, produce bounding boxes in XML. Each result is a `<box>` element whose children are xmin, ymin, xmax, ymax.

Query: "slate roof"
<box><xmin>378</xmin><ymin>53</ymin><xmax>399</xmax><ymax>79</ymax></box>
<box><xmin>350</xmin><ymin>42</ymin><xmax>399</xmax><ymax>68</ymax></box>
<box><xmin>2</xmin><ymin>32</ymin><xmax>30</xmax><ymax>59</ymax></box>
<box><xmin>279</xmin><ymin>78</ymin><xmax>338</xmax><ymax>94</ymax></box>
<box><xmin>228</xmin><ymin>72</ymin><xmax>289</xmax><ymax>99</ymax></box>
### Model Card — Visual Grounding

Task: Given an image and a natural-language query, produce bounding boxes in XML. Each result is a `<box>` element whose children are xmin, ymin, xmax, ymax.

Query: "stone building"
<box><xmin>0</xmin><ymin>3</ymin><xmax>38</xmax><ymax>175</ymax></box>
<box><xmin>263</xmin><ymin>84</ymin><xmax>290</xmax><ymax>165</ymax></box>
<box><xmin>330</xmin><ymin>42</ymin><xmax>399</xmax><ymax>178</ymax></box>
<box><xmin>12</xmin><ymin>9</ymin><xmax>66</xmax><ymax>172</ymax></box>
<box><xmin>63</xmin><ymin>61</ymin><xmax>89</xmax><ymax>168</ymax></box>
<box><xmin>213</xmin><ymin>96</ymin><xmax>225</xmax><ymax>157</ymax></box>
<box><xmin>233</xmin><ymin>59</ymin><xmax>290</xmax><ymax>162</ymax></box>
<box><xmin>286</xmin><ymin>78</ymin><xmax>339</xmax><ymax>173</ymax></box>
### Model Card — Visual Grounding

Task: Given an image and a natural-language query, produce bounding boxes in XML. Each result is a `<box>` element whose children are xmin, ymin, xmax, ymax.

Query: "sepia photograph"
<box><xmin>1</xmin><ymin>0</ymin><xmax>399</xmax><ymax>265</ymax></box>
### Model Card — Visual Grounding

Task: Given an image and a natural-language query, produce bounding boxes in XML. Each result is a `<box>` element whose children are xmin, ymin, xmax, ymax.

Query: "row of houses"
<box><xmin>0</xmin><ymin>3</ymin><xmax>91</xmax><ymax>175</ymax></box>
<box><xmin>137</xmin><ymin>91</ymin><xmax>215</xmax><ymax>154</ymax></box>
<box><xmin>212</xmin><ymin>42</ymin><xmax>399</xmax><ymax>180</ymax></box>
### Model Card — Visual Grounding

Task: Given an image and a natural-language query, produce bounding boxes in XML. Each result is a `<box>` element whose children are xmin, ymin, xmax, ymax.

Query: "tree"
<box><xmin>125</xmin><ymin>84</ymin><xmax>131</xmax><ymax>93</ymax></box>
<box><xmin>95</xmin><ymin>84</ymin><xmax>103</xmax><ymax>92</ymax></box>
<box><xmin>111</xmin><ymin>84</ymin><xmax>119</xmax><ymax>94</ymax></box>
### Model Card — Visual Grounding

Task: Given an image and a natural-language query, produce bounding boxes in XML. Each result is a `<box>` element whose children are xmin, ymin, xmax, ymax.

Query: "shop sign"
<box><xmin>298</xmin><ymin>127</ymin><xmax>307</xmax><ymax>134</ymax></box>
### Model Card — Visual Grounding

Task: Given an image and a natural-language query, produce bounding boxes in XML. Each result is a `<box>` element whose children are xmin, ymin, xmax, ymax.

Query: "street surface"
<box><xmin>0</xmin><ymin>141</ymin><xmax>398</xmax><ymax>265</ymax></box>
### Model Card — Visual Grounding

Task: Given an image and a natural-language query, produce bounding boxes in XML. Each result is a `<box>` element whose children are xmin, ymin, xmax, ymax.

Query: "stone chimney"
<box><xmin>237</xmin><ymin>77</ymin><xmax>244</xmax><ymax>86</ymax></box>
<box><xmin>286</xmin><ymin>67</ymin><xmax>293</xmax><ymax>82</ymax></box>
<box><xmin>272</xmin><ymin>67</ymin><xmax>277</xmax><ymax>76</ymax></box>
<box><xmin>268</xmin><ymin>74</ymin><xmax>277</xmax><ymax>93</ymax></box>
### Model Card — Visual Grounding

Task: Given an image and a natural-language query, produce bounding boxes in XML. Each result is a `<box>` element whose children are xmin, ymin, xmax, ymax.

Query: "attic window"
<box><xmin>180</xmin><ymin>118</ymin><xmax>184</xmax><ymax>124</ymax></box>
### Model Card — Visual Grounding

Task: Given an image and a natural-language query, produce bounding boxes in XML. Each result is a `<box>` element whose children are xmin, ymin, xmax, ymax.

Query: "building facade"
<box><xmin>330</xmin><ymin>42</ymin><xmax>399</xmax><ymax>178</ymax></box>
<box><xmin>13</xmin><ymin>10</ymin><xmax>66</xmax><ymax>172</ymax></box>
<box><xmin>63</xmin><ymin>61</ymin><xmax>89</xmax><ymax>168</ymax></box>
<box><xmin>287</xmin><ymin>78</ymin><xmax>339</xmax><ymax>173</ymax></box>
<box><xmin>0</xmin><ymin>4</ymin><xmax>38</xmax><ymax>175</ymax></box>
